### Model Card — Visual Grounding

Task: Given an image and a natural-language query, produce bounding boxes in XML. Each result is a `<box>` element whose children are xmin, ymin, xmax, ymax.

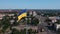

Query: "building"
<box><xmin>49</xmin><ymin>16</ymin><xmax>60</xmax><ymax>23</ymax></box>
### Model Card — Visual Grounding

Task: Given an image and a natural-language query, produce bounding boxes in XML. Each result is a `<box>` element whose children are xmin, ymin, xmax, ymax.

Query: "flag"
<box><xmin>17</xmin><ymin>9</ymin><xmax>27</xmax><ymax>22</ymax></box>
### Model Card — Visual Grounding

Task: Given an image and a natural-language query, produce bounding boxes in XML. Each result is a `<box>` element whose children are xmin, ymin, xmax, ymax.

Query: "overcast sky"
<box><xmin>0</xmin><ymin>0</ymin><xmax>60</xmax><ymax>9</ymax></box>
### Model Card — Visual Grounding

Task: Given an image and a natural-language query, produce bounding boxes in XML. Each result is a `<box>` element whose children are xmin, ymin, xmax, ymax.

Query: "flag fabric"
<box><xmin>17</xmin><ymin>9</ymin><xmax>27</xmax><ymax>22</ymax></box>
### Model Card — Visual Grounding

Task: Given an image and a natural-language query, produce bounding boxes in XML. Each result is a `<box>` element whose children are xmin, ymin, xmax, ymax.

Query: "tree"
<box><xmin>0</xmin><ymin>21</ymin><xmax>2</xmax><ymax>28</ymax></box>
<box><xmin>28</xmin><ymin>29</ymin><xmax>32</xmax><ymax>34</ymax></box>
<box><xmin>1</xmin><ymin>15</ymin><xmax>10</xmax><ymax>34</ymax></box>
<box><xmin>20</xmin><ymin>28</ymin><xmax>26</xmax><ymax>34</ymax></box>
<box><xmin>27</xmin><ymin>14</ymin><xmax>39</xmax><ymax>26</ymax></box>
<box><xmin>32</xmin><ymin>30</ymin><xmax>38</xmax><ymax>34</ymax></box>
<box><xmin>11</xmin><ymin>28</ymin><xmax>20</xmax><ymax>34</ymax></box>
<box><xmin>31</xmin><ymin>17</ymin><xmax>39</xmax><ymax>26</ymax></box>
<box><xmin>45</xmin><ymin>18</ymin><xmax>52</xmax><ymax>25</ymax></box>
<box><xmin>13</xmin><ymin>13</ymin><xmax>19</xmax><ymax>26</ymax></box>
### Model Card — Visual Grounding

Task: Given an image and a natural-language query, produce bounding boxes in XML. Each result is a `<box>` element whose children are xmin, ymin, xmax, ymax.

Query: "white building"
<box><xmin>33</xmin><ymin>11</ymin><xmax>37</xmax><ymax>16</ymax></box>
<box><xmin>49</xmin><ymin>17</ymin><xmax>58</xmax><ymax>23</ymax></box>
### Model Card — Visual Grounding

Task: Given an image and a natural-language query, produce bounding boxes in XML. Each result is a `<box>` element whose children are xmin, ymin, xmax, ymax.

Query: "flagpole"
<box><xmin>26</xmin><ymin>11</ymin><xmax>28</xmax><ymax>34</ymax></box>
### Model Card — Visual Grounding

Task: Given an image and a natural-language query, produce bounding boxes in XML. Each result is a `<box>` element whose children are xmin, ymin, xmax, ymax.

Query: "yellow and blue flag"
<box><xmin>17</xmin><ymin>9</ymin><xmax>27</xmax><ymax>22</ymax></box>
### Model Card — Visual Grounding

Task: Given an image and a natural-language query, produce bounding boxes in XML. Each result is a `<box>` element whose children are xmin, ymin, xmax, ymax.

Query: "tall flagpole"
<box><xmin>26</xmin><ymin>10</ymin><xmax>28</xmax><ymax>34</ymax></box>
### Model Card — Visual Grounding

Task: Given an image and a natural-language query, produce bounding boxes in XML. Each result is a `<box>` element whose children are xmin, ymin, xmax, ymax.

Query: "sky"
<box><xmin>0</xmin><ymin>0</ymin><xmax>60</xmax><ymax>9</ymax></box>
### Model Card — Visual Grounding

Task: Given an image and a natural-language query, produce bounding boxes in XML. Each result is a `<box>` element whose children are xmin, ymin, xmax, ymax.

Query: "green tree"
<box><xmin>28</xmin><ymin>29</ymin><xmax>32</xmax><ymax>34</ymax></box>
<box><xmin>11</xmin><ymin>28</ymin><xmax>20</xmax><ymax>34</ymax></box>
<box><xmin>13</xmin><ymin>13</ymin><xmax>19</xmax><ymax>26</ymax></box>
<box><xmin>31</xmin><ymin>17</ymin><xmax>39</xmax><ymax>26</ymax></box>
<box><xmin>27</xmin><ymin>14</ymin><xmax>39</xmax><ymax>26</ymax></box>
<box><xmin>1</xmin><ymin>15</ymin><xmax>10</xmax><ymax>34</ymax></box>
<box><xmin>0</xmin><ymin>20</ymin><xmax>2</xmax><ymax>28</ymax></box>
<box><xmin>32</xmin><ymin>30</ymin><xmax>38</xmax><ymax>34</ymax></box>
<box><xmin>20</xmin><ymin>28</ymin><xmax>26</xmax><ymax>34</ymax></box>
